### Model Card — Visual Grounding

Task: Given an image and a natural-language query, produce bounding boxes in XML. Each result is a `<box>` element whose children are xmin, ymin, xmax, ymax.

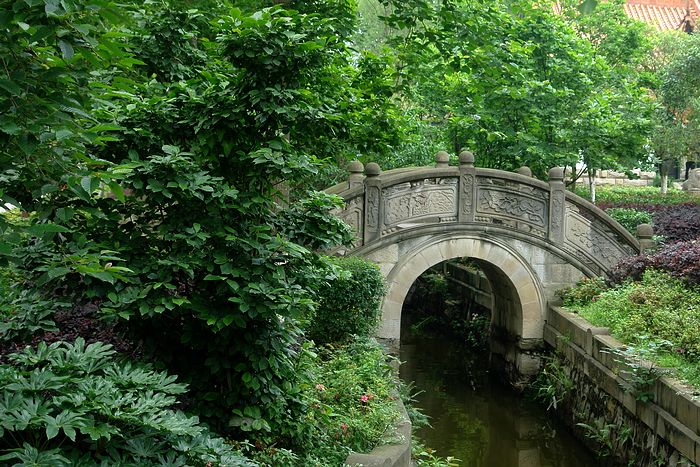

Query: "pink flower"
<box><xmin>360</xmin><ymin>394</ymin><xmax>369</xmax><ymax>403</ymax></box>
<box><xmin>315</xmin><ymin>384</ymin><xmax>326</xmax><ymax>391</ymax></box>
<box><xmin>340</xmin><ymin>422</ymin><xmax>348</xmax><ymax>432</ymax></box>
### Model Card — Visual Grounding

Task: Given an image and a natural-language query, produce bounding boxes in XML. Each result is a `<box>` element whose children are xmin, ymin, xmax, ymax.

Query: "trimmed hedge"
<box><xmin>307</xmin><ymin>257</ymin><xmax>385</xmax><ymax>344</ymax></box>
<box><xmin>605</xmin><ymin>208</ymin><xmax>652</xmax><ymax>236</ymax></box>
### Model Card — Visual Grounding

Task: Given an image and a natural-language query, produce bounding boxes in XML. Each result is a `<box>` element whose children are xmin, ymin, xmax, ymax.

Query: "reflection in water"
<box><xmin>400</xmin><ymin>336</ymin><xmax>598</xmax><ymax>467</ymax></box>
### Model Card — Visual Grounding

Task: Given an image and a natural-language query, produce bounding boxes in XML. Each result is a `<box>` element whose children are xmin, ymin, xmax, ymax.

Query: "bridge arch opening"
<box><xmin>367</xmin><ymin>235</ymin><xmax>547</xmax><ymax>385</ymax></box>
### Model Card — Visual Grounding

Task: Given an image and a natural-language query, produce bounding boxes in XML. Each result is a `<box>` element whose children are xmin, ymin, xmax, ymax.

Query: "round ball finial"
<box><xmin>548</xmin><ymin>167</ymin><xmax>564</xmax><ymax>181</ymax></box>
<box><xmin>365</xmin><ymin>162</ymin><xmax>381</xmax><ymax>177</ymax></box>
<box><xmin>516</xmin><ymin>166</ymin><xmax>533</xmax><ymax>177</ymax></box>
<box><xmin>459</xmin><ymin>150</ymin><xmax>474</xmax><ymax>166</ymax></box>
<box><xmin>435</xmin><ymin>151</ymin><xmax>450</xmax><ymax>167</ymax></box>
<box><xmin>348</xmin><ymin>160</ymin><xmax>364</xmax><ymax>174</ymax></box>
<box><xmin>636</xmin><ymin>223</ymin><xmax>654</xmax><ymax>239</ymax></box>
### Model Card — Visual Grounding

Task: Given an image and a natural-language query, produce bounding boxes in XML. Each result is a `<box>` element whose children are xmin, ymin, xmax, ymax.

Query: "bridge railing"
<box><xmin>327</xmin><ymin>151</ymin><xmax>641</xmax><ymax>276</ymax></box>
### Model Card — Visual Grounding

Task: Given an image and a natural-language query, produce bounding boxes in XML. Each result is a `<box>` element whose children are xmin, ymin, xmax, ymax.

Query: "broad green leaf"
<box><xmin>108</xmin><ymin>181</ymin><xmax>125</xmax><ymax>202</ymax></box>
<box><xmin>58</xmin><ymin>40</ymin><xmax>74</xmax><ymax>59</ymax></box>
<box><xmin>0</xmin><ymin>79</ymin><xmax>21</xmax><ymax>95</ymax></box>
<box><xmin>26</xmin><ymin>224</ymin><xmax>70</xmax><ymax>235</ymax></box>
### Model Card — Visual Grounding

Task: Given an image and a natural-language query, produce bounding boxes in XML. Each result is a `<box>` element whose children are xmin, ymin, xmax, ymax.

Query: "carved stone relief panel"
<box><xmin>476</xmin><ymin>188</ymin><xmax>548</xmax><ymax>227</ymax></box>
<box><xmin>461</xmin><ymin>174</ymin><xmax>475</xmax><ymax>215</ymax></box>
<box><xmin>338</xmin><ymin>195</ymin><xmax>364</xmax><ymax>245</ymax></box>
<box><xmin>565</xmin><ymin>212</ymin><xmax>629</xmax><ymax>270</ymax></box>
<box><xmin>551</xmin><ymin>197</ymin><xmax>563</xmax><ymax>228</ymax></box>
<box><xmin>382</xmin><ymin>177</ymin><xmax>458</xmax><ymax>226</ymax></box>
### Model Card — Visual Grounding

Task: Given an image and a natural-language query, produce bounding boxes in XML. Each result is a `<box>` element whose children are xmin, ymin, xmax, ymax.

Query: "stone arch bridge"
<box><xmin>326</xmin><ymin>151</ymin><xmax>643</xmax><ymax>383</ymax></box>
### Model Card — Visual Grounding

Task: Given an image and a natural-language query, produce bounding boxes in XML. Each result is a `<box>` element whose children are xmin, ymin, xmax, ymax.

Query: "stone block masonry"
<box><xmin>544</xmin><ymin>306</ymin><xmax>700</xmax><ymax>465</ymax></box>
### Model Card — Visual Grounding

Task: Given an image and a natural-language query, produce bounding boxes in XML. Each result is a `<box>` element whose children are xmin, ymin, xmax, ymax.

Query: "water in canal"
<box><xmin>400</xmin><ymin>333</ymin><xmax>598</xmax><ymax>467</ymax></box>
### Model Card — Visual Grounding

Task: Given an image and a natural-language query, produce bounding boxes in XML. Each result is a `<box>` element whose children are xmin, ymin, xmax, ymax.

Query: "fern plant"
<box><xmin>0</xmin><ymin>338</ymin><xmax>256</xmax><ymax>466</ymax></box>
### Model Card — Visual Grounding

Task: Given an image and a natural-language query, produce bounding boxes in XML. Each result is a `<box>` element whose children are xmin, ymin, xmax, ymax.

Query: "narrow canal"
<box><xmin>400</xmin><ymin>263</ymin><xmax>598</xmax><ymax>466</ymax></box>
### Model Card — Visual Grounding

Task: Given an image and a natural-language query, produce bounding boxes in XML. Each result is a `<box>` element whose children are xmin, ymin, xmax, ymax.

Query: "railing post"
<box><xmin>347</xmin><ymin>160</ymin><xmax>365</xmax><ymax>189</ymax></box>
<box><xmin>363</xmin><ymin>162</ymin><xmax>382</xmax><ymax>244</ymax></box>
<box><xmin>458</xmin><ymin>150</ymin><xmax>476</xmax><ymax>223</ymax></box>
<box><xmin>636</xmin><ymin>223</ymin><xmax>654</xmax><ymax>254</ymax></box>
<box><xmin>548</xmin><ymin>167</ymin><xmax>566</xmax><ymax>244</ymax></box>
<box><xmin>435</xmin><ymin>151</ymin><xmax>450</xmax><ymax>168</ymax></box>
<box><xmin>516</xmin><ymin>166</ymin><xmax>533</xmax><ymax>178</ymax></box>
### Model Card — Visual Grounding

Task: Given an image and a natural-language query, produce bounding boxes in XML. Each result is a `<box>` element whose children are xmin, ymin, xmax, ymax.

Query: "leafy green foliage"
<box><xmin>306</xmin><ymin>257</ymin><xmax>385</xmax><ymax>344</ymax></box>
<box><xmin>0</xmin><ymin>0</ymin><xmax>133</xmax><ymax>213</ymax></box>
<box><xmin>604</xmin><ymin>208</ymin><xmax>652</xmax><ymax>236</ymax></box>
<box><xmin>237</xmin><ymin>337</ymin><xmax>400</xmax><ymax>466</ymax></box>
<box><xmin>579</xmin><ymin>185</ymin><xmax>700</xmax><ymax>206</ymax></box>
<box><xmin>645</xmin><ymin>32</ymin><xmax>700</xmax><ymax>184</ymax></box>
<box><xmin>0</xmin><ymin>285</ymin><xmax>67</xmax><ymax>343</ymax></box>
<box><xmin>602</xmin><ymin>336</ymin><xmax>672</xmax><ymax>402</ymax></box>
<box><xmin>1</xmin><ymin>0</ymin><xmax>398</xmax><ymax>438</ymax></box>
<box><xmin>564</xmin><ymin>270</ymin><xmax>700</xmax><ymax>391</ymax></box>
<box><xmin>378</xmin><ymin>0</ymin><xmax>654</xmax><ymax>177</ymax></box>
<box><xmin>0</xmin><ymin>338</ymin><xmax>254</xmax><ymax>466</ymax></box>
<box><xmin>532</xmin><ymin>355</ymin><xmax>575</xmax><ymax>410</ymax></box>
<box><xmin>557</xmin><ymin>276</ymin><xmax>607</xmax><ymax>307</ymax></box>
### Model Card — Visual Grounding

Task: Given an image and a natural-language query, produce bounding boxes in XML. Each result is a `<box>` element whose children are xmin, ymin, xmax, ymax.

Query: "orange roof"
<box><xmin>624</xmin><ymin>0</ymin><xmax>698</xmax><ymax>31</ymax></box>
<box><xmin>554</xmin><ymin>1</ymin><xmax>699</xmax><ymax>32</ymax></box>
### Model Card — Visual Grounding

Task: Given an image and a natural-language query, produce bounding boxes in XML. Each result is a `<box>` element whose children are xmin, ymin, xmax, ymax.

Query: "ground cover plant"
<box><xmin>604</xmin><ymin>207</ymin><xmax>652</xmax><ymax>236</ymax></box>
<box><xmin>576</xmin><ymin>185</ymin><xmax>700</xmax><ymax>206</ymax></box>
<box><xmin>559</xmin><ymin>270</ymin><xmax>700</xmax><ymax>393</ymax></box>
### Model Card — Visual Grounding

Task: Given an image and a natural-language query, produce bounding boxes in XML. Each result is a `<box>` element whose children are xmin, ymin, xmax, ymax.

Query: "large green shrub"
<box><xmin>307</xmin><ymin>257</ymin><xmax>385</xmax><ymax>344</ymax></box>
<box><xmin>1</xmin><ymin>2</ymin><xmax>371</xmax><ymax>438</ymax></box>
<box><xmin>0</xmin><ymin>338</ymin><xmax>254</xmax><ymax>466</ymax></box>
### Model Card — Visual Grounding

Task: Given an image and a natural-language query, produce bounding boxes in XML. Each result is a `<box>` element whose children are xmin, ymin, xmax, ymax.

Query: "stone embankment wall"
<box><xmin>545</xmin><ymin>306</ymin><xmax>700</xmax><ymax>465</ymax></box>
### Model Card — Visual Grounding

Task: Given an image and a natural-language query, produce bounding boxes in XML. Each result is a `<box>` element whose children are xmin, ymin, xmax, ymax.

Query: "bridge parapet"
<box><xmin>327</xmin><ymin>152</ymin><xmax>640</xmax><ymax>277</ymax></box>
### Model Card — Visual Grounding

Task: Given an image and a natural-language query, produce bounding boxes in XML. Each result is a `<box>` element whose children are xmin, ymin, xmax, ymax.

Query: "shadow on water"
<box><xmin>400</xmin><ymin>333</ymin><xmax>598</xmax><ymax>467</ymax></box>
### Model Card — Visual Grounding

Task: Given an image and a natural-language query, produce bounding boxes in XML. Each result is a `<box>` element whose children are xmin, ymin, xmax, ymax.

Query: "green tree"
<box><xmin>0</xmin><ymin>0</ymin><xmax>403</xmax><ymax>446</ymax></box>
<box><xmin>655</xmin><ymin>32</ymin><xmax>700</xmax><ymax>192</ymax></box>
<box><xmin>378</xmin><ymin>0</ymin><xmax>653</xmax><ymax>183</ymax></box>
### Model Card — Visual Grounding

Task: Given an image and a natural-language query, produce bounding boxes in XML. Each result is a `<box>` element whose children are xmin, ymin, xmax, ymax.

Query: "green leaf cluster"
<box><xmin>564</xmin><ymin>270</ymin><xmax>700</xmax><ymax>392</ymax></box>
<box><xmin>305</xmin><ymin>256</ymin><xmax>385</xmax><ymax>344</ymax></box>
<box><xmin>605</xmin><ymin>208</ymin><xmax>653</xmax><ymax>236</ymax></box>
<box><xmin>0</xmin><ymin>338</ymin><xmax>254</xmax><ymax>466</ymax></box>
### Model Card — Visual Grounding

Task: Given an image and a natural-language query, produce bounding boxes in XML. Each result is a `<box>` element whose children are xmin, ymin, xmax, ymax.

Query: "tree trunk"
<box><xmin>567</xmin><ymin>165</ymin><xmax>576</xmax><ymax>191</ymax></box>
<box><xmin>588</xmin><ymin>167</ymin><xmax>596</xmax><ymax>203</ymax></box>
<box><xmin>660</xmin><ymin>159</ymin><xmax>673</xmax><ymax>195</ymax></box>
<box><xmin>660</xmin><ymin>173</ymin><xmax>669</xmax><ymax>195</ymax></box>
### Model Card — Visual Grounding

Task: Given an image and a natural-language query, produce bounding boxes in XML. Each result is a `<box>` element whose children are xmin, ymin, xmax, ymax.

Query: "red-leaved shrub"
<box><xmin>597</xmin><ymin>202</ymin><xmax>700</xmax><ymax>244</ymax></box>
<box><xmin>652</xmin><ymin>204</ymin><xmax>700</xmax><ymax>243</ymax></box>
<box><xmin>609</xmin><ymin>240</ymin><xmax>700</xmax><ymax>286</ymax></box>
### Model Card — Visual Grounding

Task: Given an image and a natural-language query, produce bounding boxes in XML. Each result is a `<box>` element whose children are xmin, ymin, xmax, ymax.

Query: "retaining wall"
<box><xmin>545</xmin><ymin>306</ymin><xmax>700</xmax><ymax>465</ymax></box>
<box><xmin>345</xmin><ymin>395</ymin><xmax>412</xmax><ymax>467</ymax></box>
